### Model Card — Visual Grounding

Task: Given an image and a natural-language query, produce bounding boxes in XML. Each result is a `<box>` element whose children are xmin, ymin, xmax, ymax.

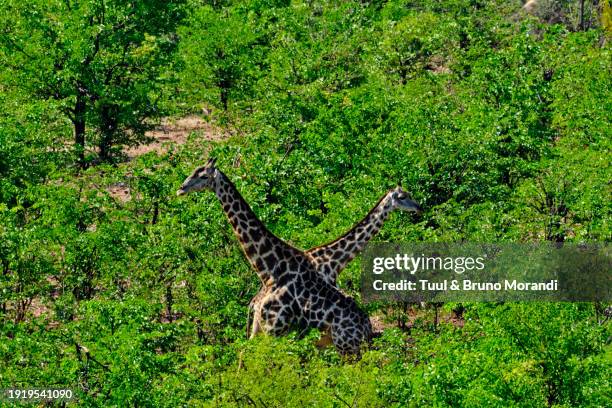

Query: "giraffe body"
<box><xmin>248</xmin><ymin>187</ymin><xmax>422</xmax><ymax>337</ymax></box>
<box><xmin>252</xmin><ymin>266</ymin><xmax>372</xmax><ymax>353</ymax></box>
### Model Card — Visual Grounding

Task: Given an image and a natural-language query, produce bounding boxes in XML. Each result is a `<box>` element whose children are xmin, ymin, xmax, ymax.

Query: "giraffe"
<box><xmin>305</xmin><ymin>186</ymin><xmax>422</xmax><ymax>285</ymax></box>
<box><xmin>247</xmin><ymin>186</ymin><xmax>422</xmax><ymax>343</ymax></box>
<box><xmin>177</xmin><ymin>158</ymin><xmax>372</xmax><ymax>354</ymax></box>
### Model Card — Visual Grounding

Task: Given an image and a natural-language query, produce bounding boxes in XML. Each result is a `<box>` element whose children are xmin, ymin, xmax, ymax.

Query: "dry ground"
<box><xmin>126</xmin><ymin>115</ymin><xmax>229</xmax><ymax>158</ymax></box>
<box><xmin>106</xmin><ymin>114</ymin><xmax>230</xmax><ymax>202</ymax></box>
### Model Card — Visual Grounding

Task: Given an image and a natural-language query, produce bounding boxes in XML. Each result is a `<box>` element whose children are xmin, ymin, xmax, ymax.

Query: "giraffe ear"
<box><xmin>206</xmin><ymin>157</ymin><xmax>217</xmax><ymax>167</ymax></box>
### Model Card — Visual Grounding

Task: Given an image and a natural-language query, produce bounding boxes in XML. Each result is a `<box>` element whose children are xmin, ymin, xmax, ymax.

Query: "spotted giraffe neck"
<box><xmin>305</xmin><ymin>191</ymin><xmax>395</xmax><ymax>285</ymax></box>
<box><xmin>214</xmin><ymin>170</ymin><xmax>298</xmax><ymax>284</ymax></box>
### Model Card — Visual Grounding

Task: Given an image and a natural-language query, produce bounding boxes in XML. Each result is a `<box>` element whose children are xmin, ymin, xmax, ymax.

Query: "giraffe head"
<box><xmin>177</xmin><ymin>158</ymin><xmax>219</xmax><ymax>196</ymax></box>
<box><xmin>390</xmin><ymin>187</ymin><xmax>422</xmax><ymax>214</ymax></box>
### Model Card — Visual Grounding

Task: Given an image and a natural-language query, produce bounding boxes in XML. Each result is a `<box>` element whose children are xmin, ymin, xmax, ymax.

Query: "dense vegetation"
<box><xmin>0</xmin><ymin>1</ymin><xmax>610</xmax><ymax>406</ymax></box>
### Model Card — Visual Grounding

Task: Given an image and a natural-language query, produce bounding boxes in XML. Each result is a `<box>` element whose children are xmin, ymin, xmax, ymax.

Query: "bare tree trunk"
<box><xmin>216</xmin><ymin>49</ymin><xmax>230</xmax><ymax>111</ymax></box>
<box><xmin>220</xmin><ymin>79</ymin><xmax>229</xmax><ymax>111</ymax></box>
<box><xmin>74</xmin><ymin>85</ymin><xmax>87</xmax><ymax>168</ymax></box>
<box><xmin>1</xmin><ymin>261</ymin><xmax>8</xmax><ymax>316</ymax></box>
<box><xmin>165</xmin><ymin>284</ymin><xmax>173</xmax><ymax>323</ymax></box>
<box><xmin>580</xmin><ymin>0</ymin><xmax>586</xmax><ymax>31</ymax></box>
<box><xmin>15</xmin><ymin>297</ymin><xmax>32</xmax><ymax>323</ymax></box>
<box><xmin>151</xmin><ymin>200</ymin><xmax>159</xmax><ymax>225</ymax></box>
<box><xmin>98</xmin><ymin>104</ymin><xmax>118</xmax><ymax>162</ymax></box>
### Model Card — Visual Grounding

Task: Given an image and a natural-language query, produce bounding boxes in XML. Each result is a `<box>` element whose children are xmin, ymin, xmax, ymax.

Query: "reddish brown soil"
<box><xmin>125</xmin><ymin>115</ymin><xmax>229</xmax><ymax>158</ymax></box>
<box><xmin>107</xmin><ymin>182</ymin><xmax>132</xmax><ymax>203</ymax></box>
<box><xmin>107</xmin><ymin>115</ymin><xmax>230</xmax><ymax>202</ymax></box>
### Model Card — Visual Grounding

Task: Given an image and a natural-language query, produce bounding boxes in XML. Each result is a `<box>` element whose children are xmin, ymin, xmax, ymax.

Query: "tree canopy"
<box><xmin>0</xmin><ymin>1</ymin><xmax>610</xmax><ymax>406</ymax></box>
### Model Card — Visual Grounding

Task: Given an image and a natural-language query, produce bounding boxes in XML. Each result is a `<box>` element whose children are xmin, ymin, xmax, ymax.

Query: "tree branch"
<box><xmin>0</xmin><ymin>32</ymin><xmax>35</xmax><ymax>60</ymax></box>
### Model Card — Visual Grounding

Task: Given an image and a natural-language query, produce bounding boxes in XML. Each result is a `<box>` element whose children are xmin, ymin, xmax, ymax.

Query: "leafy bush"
<box><xmin>0</xmin><ymin>1</ymin><xmax>609</xmax><ymax>406</ymax></box>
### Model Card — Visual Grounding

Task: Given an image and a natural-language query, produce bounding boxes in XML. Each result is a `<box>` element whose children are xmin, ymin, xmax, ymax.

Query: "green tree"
<box><xmin>178</xmin><ymin>5</ymin><xmax>267</xmax><ymax>112</ymax></box>
<box><xmin>0</xmin><ymin>0</ymin><xmax>187</xmax><ymax>165</ymax></box>
<box><xmin>377</xmin><ymin>12</ymin><xmax>453</xmax><ymax>84</ymax></box>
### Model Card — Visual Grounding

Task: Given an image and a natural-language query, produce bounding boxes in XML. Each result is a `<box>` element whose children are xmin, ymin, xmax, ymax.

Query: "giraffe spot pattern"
<box><xmin>210</xmin><ymin>169</ymin><xmax>374</xmax><ymax>355</ymax></box>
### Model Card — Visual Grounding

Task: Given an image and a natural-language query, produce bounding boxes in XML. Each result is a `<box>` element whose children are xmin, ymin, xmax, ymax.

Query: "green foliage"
<box><xmin>0</xmin><ymin>0</ymin><xmax>610</xmax><ymax>406</ymax></box>
<box><xmin>0</xmin><ymin>0</ymin><xmax>188</xmax><ymax>164</ymax></box>
<box><xmin>178</xmin><ymin>4</ymin><xmax>269</xmax><ymax>111</ymax></box>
